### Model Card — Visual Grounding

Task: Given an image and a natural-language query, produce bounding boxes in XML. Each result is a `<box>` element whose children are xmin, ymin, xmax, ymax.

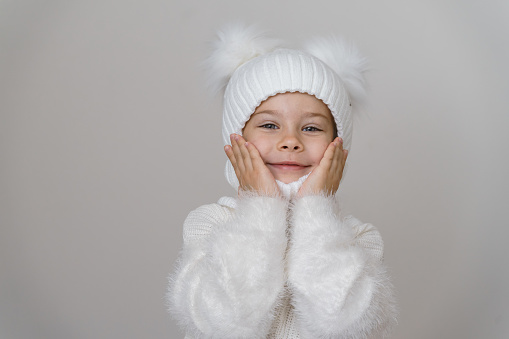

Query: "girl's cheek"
<box><xmin>315</xmin><ymin>142</ymin><xmax>330</xmax><ymax>160</ymax></box>
<box><xmin>248</xmin><ymin>139</ymin><xmax>267</xmax><ymax>153</ymax></box>
<box><xmin>258</xmin><ymin>144</ymin><xmax>274</xmax><ymax>162</ymax></box>
<box><xmin>250</xmin><ymin>136</ymin><xmax>269</xmax><ymax>149</ymax></box>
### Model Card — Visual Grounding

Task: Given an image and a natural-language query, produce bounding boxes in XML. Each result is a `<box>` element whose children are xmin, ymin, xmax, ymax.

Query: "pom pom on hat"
<box><xmin>204</xmin><ymin>23</ymin><xmax>282</xmax><ymax>94</ymax></box>
<box><xmin>305</xmin><ymin>36</ymin><xmax>369</xmax><ymax>113</ymax></box>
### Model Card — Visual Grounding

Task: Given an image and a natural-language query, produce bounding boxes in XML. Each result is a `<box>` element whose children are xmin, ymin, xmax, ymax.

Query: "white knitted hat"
<box><xmin>205</xmin><ymin>24</ymin><xmax>368</xmax><ymax>190</ymax></box>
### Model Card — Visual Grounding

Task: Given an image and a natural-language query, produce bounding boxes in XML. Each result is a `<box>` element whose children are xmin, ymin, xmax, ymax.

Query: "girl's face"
<box><xmin>242</xmin><ymin>92</ymin><xmax>336</xmax><ymax>184</ymax></box>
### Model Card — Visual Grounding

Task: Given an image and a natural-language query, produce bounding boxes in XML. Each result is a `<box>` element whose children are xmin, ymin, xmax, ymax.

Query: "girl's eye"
<box><xmin>260</xmin><ymin>123</ymin><xmax>278</xmax><ymax>129</ymax></box>
<box><xmin>303</xmin><ymin>126</ymin><xmax>321</xmax><ymax>132</ymax></box>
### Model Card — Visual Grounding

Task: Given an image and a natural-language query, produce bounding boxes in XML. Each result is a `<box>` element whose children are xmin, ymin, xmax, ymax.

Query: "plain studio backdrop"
<box><xmin>1</xmin><ymin>0</ymin><xmax>508</xmax><ymax>338</ymax></box>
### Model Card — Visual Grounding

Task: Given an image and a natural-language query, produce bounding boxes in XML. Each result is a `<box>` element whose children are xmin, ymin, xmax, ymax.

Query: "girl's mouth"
<box><xmin>268</xmin><ymin>162</ymin><xmax>310</xmax><ymax>171</ymax></box>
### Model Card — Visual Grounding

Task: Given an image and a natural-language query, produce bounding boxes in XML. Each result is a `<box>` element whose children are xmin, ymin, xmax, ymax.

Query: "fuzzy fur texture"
<box><xmin>168</xmin><ymin>192</ymin><xmax>397</xmax><ymax>338</ymax></box>
<box><xmin>204</xmin><ymin>23</ymin><xmax>281</xmax><ymax>95</ymax></box>
<box><xmin>305</xmin><ymin>37</ymin><xmax>369</xmax><ymax>114</ymax></box>
<box><xmin>167</xmin><ymin>195</ymin><xmax>289</xmax><ymax>338</ymax></box>
<box><xmin>288</xmin><ymin>194</ymin><xmax>398</xmax><ymax>338</ymax></box>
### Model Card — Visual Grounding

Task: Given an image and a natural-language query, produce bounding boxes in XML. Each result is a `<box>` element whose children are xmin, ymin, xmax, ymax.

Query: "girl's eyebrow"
<box><xmin>251</xmin><ymin>110</ymin><xmax>280</xmax><ymax>116</ymax></box>
<box><xmin>305</xmin><ymin>112</ymin><xmax>330</xmax><ymax>120</ymax></box>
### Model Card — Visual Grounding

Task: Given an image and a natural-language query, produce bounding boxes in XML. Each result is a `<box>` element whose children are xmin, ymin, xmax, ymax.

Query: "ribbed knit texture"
<box><xmin>222</xmin><ymin>48</ymin><xmax>352</xmax><ymax>190</ymax></box>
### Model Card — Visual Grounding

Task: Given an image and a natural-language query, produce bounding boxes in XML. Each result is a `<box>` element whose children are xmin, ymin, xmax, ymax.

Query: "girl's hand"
<box><xmin>298</xmin><ymin>137</ymin><xmax>348</xmax><ymax>197</ymax></box>
<box><xmin>224</xmin><ymin>133</ymin><xmax>280</xmax><ymax>196</ymax></box>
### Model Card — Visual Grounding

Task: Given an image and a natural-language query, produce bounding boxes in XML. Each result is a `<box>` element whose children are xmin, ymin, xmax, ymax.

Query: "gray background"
<box><xmin>1</xmin><ymin>0</ymin><xmax>508</xmax><ymax>338</ymax></box>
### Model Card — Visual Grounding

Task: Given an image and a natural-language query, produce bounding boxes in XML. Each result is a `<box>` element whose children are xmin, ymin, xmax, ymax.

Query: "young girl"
<box><xmin>167</xmin><ymin>24</ymin><xmax>397</xmax><ymax>339</ymax></box>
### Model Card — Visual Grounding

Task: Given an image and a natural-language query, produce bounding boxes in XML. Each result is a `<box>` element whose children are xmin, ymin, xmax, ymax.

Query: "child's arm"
<box><xmin>289</xmin><ymin>138</ymin><xmax>398</xmax><ymax>338</ymax></box>
<box><xmin>167</xmin><ymin>135</ymin><xmax>287</xmax><ymax>338</ymax></box>
<box><xmin>288</xmin><ymin>196</ymin><xmax>397</xmax><ymax>338</ymax></box>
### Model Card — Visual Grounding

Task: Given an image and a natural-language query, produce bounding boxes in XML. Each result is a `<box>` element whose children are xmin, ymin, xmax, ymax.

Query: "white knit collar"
<box><xmin>276</xmin><ymin>173</ymin><xmax>309</xmax><ymax>200</ymax></box>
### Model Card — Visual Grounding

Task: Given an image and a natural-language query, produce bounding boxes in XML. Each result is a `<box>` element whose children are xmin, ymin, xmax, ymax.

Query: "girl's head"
<box><xmin>206</xmin><ymin>24</ymin><xmax>368</xmax><ymax>189</ymax></box>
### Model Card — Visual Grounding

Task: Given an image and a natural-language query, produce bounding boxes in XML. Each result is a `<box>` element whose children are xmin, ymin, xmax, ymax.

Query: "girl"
<box><xmin>167</xmin><ymin>24</ymin><xmax>397</xmax><ymax>339</ymax></box>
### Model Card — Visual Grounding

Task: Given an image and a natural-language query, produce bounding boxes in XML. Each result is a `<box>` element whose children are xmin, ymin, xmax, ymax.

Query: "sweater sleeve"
<box><xmin>167</xmin><ymin>195</ymin><xmax>289</xmax><ymax>339</ymax></box>
<box><xmin>287</xmin><ymin>195</ymin><xmax>398</xmax><ymax>339</ymax></box>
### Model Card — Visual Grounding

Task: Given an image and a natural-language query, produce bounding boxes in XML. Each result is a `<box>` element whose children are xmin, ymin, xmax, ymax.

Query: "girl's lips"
<box><xmin>268</xmin><ymin>163</ymin><xmax>310</xmax><ymax>171</ymax></box>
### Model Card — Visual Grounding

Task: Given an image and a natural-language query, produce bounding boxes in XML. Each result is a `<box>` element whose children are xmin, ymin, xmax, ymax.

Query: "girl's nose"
<box><xmin>278</xmin><ymin>133</ymin><xmax>303</xmax><ymax>151</ymax></box>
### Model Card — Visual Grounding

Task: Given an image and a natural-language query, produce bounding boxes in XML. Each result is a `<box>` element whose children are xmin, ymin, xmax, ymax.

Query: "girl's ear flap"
<box><xmin>204</xmin><ymin>23</ymin><xmax>282</xmax><ymax>95</ymax></box>
<box><xmin>304</xmin><ymin>36</ymin><xmax>369</xmax><ymax>113</ymax></box>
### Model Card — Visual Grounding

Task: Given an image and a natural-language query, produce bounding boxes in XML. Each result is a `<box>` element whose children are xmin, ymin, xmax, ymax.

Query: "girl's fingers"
<box><xmin>229</xmin><ymin>134</ymin><xmax>278</xmax><ymax>193</ymax></box>
<box><xmin>224</xmin><ymin>145</ymin><xmax>235</xmax><ymax>165</ymax></box>
<box><xmin>301</xmin><ymin>137</ymin><xmax>348</xmax><ymax>196</ymax></box>
<box><xmin>245</xmin><ymin>141</ymin><xmax>265</xmax><ymax>168</ymax></box>
<box><xmin>329</xmin><ymin>138</ymin><xmax>339</xmax><ymax>170</ymax></box>
<box><xmin>330</xmin><ymin>137</ymin><xmax>344</xmax><ymax>174</ymax></box>
<box><xmin>236</xmin><ymin>135</ymin><xmax>253</xmax><ymax>171</ymax></box>
<box><xmin>225</xmin><ymin>144</ymin><xmax>241</xmax><ymax>178</ymax></box>
<box><xmin>319</xmin><ymin>139</ymin><xmax>337</xmax><ymax>169</ymax></box>
<box><xmin>231</xmin><ymin>134</ymin><xmax>245</xmax><ymax>172</ymax></box>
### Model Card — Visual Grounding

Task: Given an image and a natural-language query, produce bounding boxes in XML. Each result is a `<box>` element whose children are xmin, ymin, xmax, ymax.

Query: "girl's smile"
<box><xmin>267</xmin><ymin>161</ymin><xmax>311</xmax><ymax>179</ymax></box>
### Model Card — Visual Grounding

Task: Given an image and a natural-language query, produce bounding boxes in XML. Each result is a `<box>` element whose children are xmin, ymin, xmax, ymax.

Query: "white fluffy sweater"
<box><xmin>167</xmin><ymin>192</ymin><xmax>397</xmax><ymax>338</ymax></box>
